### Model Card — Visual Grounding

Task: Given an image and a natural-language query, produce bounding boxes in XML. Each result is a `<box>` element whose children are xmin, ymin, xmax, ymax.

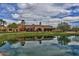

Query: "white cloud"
<box><xmin>16</xmin><ymin>3</ymin><xmax>70</xmax><ymax>22</ymax></box>
<box><xmin>11</xmin><ymin>13</ymin><xmax>20</xmax><ymax>19</ymax></box>
<box><xmin>15</xmin><ymin>3</ymin><xmax>79</xmax><ymax>27</ymax></box>
<box><xmin>3</xmin><ymin>19</ymin><xmax>17</xmax><ymax>25</ymax></box>
<box><xmin>6</xmin><ymin>6</ymin><xmax>16</xmax><ymax>12</ymax></box>
<box><xmin>17</xmin><ymin>4</ymin><xmax>68</xmax><ymax>16</ymax></box>
<box><xmin>63</xmin><ymin>16</ymin><xmax>79</xmax><ymax>22</ymax></box>
<box><xmin>17</xmin><ymin>3</ymin><xmax>31</xmax><ymax>9</ymax></box>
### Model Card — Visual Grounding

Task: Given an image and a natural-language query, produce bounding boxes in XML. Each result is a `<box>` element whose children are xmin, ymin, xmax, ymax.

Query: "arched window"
<box><xmin>36</xmin><ymin>28</ymin><xmax>42</xmax><ymax>32</ymax></box>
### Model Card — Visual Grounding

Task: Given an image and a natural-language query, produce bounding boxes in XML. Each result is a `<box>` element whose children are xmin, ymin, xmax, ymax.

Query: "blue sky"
<box><xmin>0</xmin><ymin>3</ymin><xmax>79</xmax><ymax>27</ymax></box>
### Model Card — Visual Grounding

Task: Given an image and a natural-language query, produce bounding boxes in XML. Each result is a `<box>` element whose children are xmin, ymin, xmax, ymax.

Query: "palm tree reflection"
<box><xmin>0</xmin><ymin>41</ymin><xmax>6</xmax><ymax>47</ymax></box>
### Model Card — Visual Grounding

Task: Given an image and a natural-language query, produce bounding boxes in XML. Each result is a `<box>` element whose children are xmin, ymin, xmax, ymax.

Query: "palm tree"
<box><xmin>0</xmin><ymin>19</ymin><xmax>7</xmax><ymax>32</ymax></box>
<box><xmin>0</xmin><ymin>19</ymin><xmax>3</xmax><ymax>25</ymax></box>
<box><xmin>2</xmin><ymin>20</ymin><xmax>7</xmax><ymax>26</ymax></box>
<box><xmin>0</xmin><ymin>19</ymin><xmax>6</xmax><ymax>26</ymax></box>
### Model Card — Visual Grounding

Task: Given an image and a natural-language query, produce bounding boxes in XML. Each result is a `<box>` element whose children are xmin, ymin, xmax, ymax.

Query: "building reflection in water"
<box><xmin>35</xmin><ymin>36</ymin><xmax>43</xmax><ymax>44</ymax></box>
<box><xmin>20</xmin><ymin>41</ymin><xmax>25</xmax><ymax>46</ymax></box>
<box><xmin>18</xmin><ymin>36</ymin><xmax>55</xmax><ymax>45</ymax></box>
<box><xmin>0</xmin><ymin>36</ymin><xmax>71</xmax><ymax>47</ymax></box>
<box><xmin>18</xmin><ymin>38</ymin><xmax>26</xmax><ymax>46</ymax></box>
<box><xmin>38</xmin><ymin>40</ymin><xmax>42</xmax><ymax>44</ymax></box>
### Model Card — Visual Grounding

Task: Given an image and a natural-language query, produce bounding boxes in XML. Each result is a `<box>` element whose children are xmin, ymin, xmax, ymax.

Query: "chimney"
<box><xmin>39</xmin><ymin>22</ymin><xmax>41</xmax><ymax>25</ymax></box>
<box><xmin>21</xmin><ymin>20</ymin><xmax>25</xmax><ymax>24</ymax></box>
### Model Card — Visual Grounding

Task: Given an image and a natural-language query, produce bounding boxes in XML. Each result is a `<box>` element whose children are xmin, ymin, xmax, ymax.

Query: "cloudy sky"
<box><xmin>0</xmin><ymin>3</ymin><xmax>79</xmax><ymax>27</ymax></box>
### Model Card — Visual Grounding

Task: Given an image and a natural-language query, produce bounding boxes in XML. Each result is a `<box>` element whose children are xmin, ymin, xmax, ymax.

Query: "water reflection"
<box><xmin>57</xmin><ymin>36</ymin><xmax>71</xmax><ymax>45</ymax></box>
<box><xmin>8</xmin><ymin>40</ymin><xmax>17</xmax><ymax>45</ymax></box>
<box><xmin>20</xmin><ymin>41</ymin><xmax>25</xmax><ymax>46</ymax></box>
<box><xmin>0</xmin><ymin>36</ymin><xmax>76</xmax><ymax>46</ymax></box>
<box><xmin>0</xmin><ymin>36</ymin><xmax>79</xmax><ymax>55</ymax></box>
<box><xmin>72</xmin><ymin>36</ymin><xmax>79</xmax><ymax>42</ymax></box>
<box><xmin>0</xmin><ymin>36</ymin><xmax>73</xmax><ymax>47</ymax></box>
<box><xmin>0</xmin><ymin>41</ymin><xmax>6</xmax><ymax>47</ymax></box>
<box><xmin>38</xmin><ymin>40</ymin><xmax>42</xmax><ymax>44</ymax></box>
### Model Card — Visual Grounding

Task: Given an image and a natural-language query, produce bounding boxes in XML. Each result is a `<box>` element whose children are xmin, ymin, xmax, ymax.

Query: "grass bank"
<box><xmin>0</xmin><ymin>32</ymin><xmax>79</xmax><ymax>40</ymax></box>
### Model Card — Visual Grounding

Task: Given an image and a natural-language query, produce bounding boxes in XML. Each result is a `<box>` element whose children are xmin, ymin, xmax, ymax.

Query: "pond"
<box><xmin>0</xmin><ymin>35</ymin><xmax>79</xmax><ymax>56</ymax></box>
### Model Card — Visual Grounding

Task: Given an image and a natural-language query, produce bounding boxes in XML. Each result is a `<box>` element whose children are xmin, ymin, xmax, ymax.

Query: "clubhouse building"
<box><xmin>6</xmin><ymin>20</ymin><xmax>55</xmax><ymax>32</ymax></box>
<box><xmin>17</xmin><ymin>20</ymin><xmax>53</xmax><ymax>32</ymax></box>
<box><xmin>0</xmin><ymin>20</ymin><xmax>77</xmax><ymax>32</ymax></box>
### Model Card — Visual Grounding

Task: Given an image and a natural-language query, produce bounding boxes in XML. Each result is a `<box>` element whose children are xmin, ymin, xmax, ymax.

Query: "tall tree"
<box><xmin>72</xmin><ymin>27</ymin><xmax>79</xmax><ymax>32</ymax></box>
<box><xmin>8</xmin><ymin>23</ymin><xmax>18</xmax><ymax>28</ymax></box>
<box><xmin>57</xmin><ymin>22</ymin><xmax>70</xmax><ymax>31</ymax></box>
